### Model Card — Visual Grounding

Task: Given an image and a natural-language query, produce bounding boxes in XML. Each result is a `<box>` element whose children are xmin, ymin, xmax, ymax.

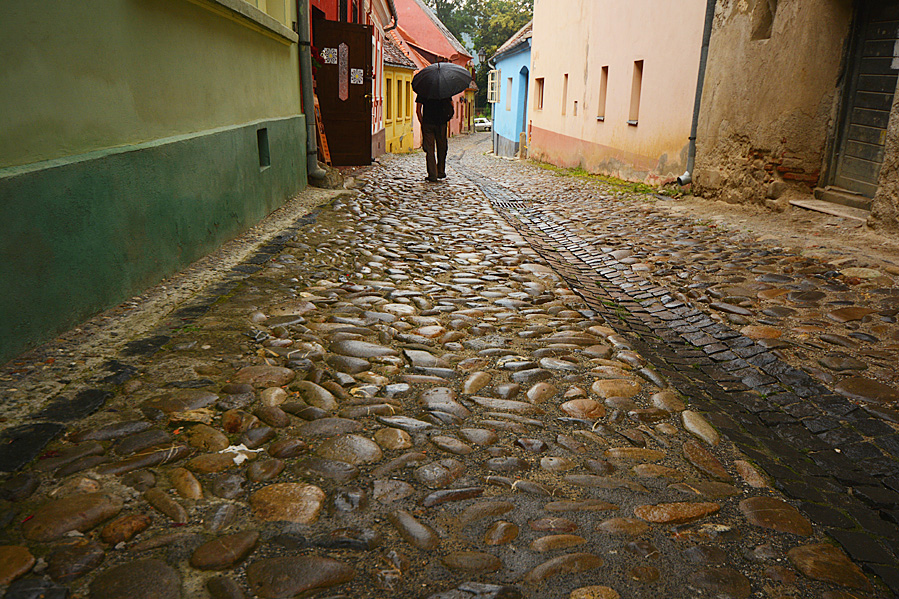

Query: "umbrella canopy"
<box><xmin>412</xmin><ymin>62</ymin><xmax>473</xmax><ymax>100</ymax></box>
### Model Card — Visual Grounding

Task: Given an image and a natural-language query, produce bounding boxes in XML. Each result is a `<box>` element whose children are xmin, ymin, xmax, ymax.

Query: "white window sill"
<box><xmin>187</xmin><ymin>0</ymin><xmax>299</xmax><ymax>44</ymax></box>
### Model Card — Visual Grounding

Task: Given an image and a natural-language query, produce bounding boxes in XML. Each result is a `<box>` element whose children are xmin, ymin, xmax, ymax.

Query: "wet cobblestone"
<box><xmin>0</xmin><ymin>134</ymin><xmax>896</xmax><ymax>597</ymax></box>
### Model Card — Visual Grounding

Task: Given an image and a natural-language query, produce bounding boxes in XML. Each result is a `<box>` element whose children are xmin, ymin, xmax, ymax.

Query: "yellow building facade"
<box><xmin>383</xmin><ymin>36</ymin><xmax>417</xmax><ymax>153</ymax></box>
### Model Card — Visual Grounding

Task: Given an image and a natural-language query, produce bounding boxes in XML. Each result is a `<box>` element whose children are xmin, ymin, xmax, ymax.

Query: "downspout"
<box><xmin>384</xmin><ymin>0</ymin><xmax>398</xmax><ymax>31</ymax></box>
<box><xmin>677</xmin><ymin>0</ymin><xmax>717</xmax><ymax>186</ymax></box>
<box><xmin>489</xmin><ymin>58</ymin><xmax>496</xmax><ymax>154</ymax></box>
<box><xmin>298</xmin><ymin>0</ymin><xmax>327</xmax><ymax>181</ymax></box>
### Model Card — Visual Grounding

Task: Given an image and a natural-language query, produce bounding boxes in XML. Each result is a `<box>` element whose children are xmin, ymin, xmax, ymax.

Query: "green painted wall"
<box><xmin>0</xmin><ymin>0</ymin><xmax>309</xmax><ymax>362</ymax></box>
<box><xmin>1</xmin><ymin>0</ymin><xmax>302</xmax><ymax>168</ymax></box>
<box><xmin>0</xmin><ymin>117</ymin><xmax>307</xmax><ymax>363</ymax></box>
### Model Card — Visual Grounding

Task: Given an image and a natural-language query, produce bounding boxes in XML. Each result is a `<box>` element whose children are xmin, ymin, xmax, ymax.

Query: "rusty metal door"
<box><xmin>313</xmin><ymin>18</ymin><xmax>372</xmax><ymax>166</ymax></box>
<box><xmin>832</xmin><ymin>2</ymin><xmax>899</xmax><ymax>197</ymax></box>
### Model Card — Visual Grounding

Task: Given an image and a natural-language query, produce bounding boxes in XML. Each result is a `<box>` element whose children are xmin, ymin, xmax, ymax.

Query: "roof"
<box><xmin>392</xmin><ymin>0</ymin><xmax>471</xmax><ymax>64</ymax></box>
<box><xmin>384</xmin><ymin>34</ymin><xmax>417</xmax><ymax>69</ymax></box>
<box><xmin>388</xmin><ymin>28</ymin><xmax>429</xmax><ymax>69</ymax></box>
<box><xmin>492</xmin><ymin>19</ymin><xmax>532</xmax><ymax>61</ymax></box>
<box><xmin>411</xmin><ymin>0</ymin><xmax>468</xmax><ymax>57</ymax></box>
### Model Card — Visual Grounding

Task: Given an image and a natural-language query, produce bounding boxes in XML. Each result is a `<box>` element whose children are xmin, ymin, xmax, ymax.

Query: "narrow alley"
<box><xmin>1</xmin><ymin>133</ymin><xmax>898</xmax><ymax>598</ymax></box>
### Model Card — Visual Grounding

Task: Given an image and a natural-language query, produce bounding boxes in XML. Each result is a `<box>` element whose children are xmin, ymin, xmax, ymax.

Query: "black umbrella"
<box><xmin>412</xmin><ymin>62</ymin><xmax>473</xmax><ymax>100</ymax></box>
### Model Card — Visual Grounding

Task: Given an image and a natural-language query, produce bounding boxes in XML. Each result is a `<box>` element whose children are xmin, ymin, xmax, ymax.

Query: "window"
<box><xmin>506</xmin><ymin>78</ymin><xmax>513</xmax><ymax>111</ymax></box>
<box><xmin>562</xmin><ymin>73</ymin><xmax>569</xmax><ymax>115</ymax></box>
<box><xmin>386</xmin><ymin>78</ymin><xmax>393</xmax><ymax>122</ymax></box>
<box><xmin>535</xmin><ymin>77</ymin><xmax>544</xmax><ymax>110</ymax></box>
<box><xmin>397</xmin><ymin>77</ymin><xmax>404</xmax><ymax>120</ymax></box>
<box><xmin>406</xmin><ymin>81</ymin><xmax>412</xmax><ymax>117</ymax></box>
<box><xmin>597</xmin><ymin>66</ymin><xmax>608</xmax><ymax>121</ymax></box>
<box><xmin>573</xmin><ymin>101</ymin><xmax>578</xmax><ymax>116</ymax></box>
<box><xmin>487</xmin><ymin>70</ymin><xmax>500</xmax><ymax>103</ymax></box>
<box><xmin>257</xmin><ymin>128</ymin><xmax>270</xmax><ymax>169</ymax></box>
<box><xmin>628</xmin><ymin>60</ymin><xmax>643</xmax><ymax>125</ymax></box>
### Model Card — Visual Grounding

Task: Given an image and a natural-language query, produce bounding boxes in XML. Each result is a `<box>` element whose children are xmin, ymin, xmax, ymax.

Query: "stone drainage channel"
<box><xmin>452</xmin><ymin>158</ymin><xmax>899</xmax><ymax>593</ymax></box>
<box><xmin>0</xmin><ymin>144</ymin><xmax>895</xmax><ymax>599</ymax></box>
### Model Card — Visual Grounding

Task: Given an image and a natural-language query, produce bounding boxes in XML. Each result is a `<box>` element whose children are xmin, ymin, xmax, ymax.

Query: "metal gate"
<box><xmin>313</xmin><ymin>18</ymin><xmax>373</xmax><ymax>166</ymax></box>
<box><xmin>832</xmin><ymin>2</ymin><xmax>899</xmax><ymax>197</ymax></box>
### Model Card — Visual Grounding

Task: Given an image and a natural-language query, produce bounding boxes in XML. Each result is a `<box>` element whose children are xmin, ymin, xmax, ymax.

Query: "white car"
<box><xmin>474</xmin><ymin>117</ymin><xmax>492</xmax><ymax>132</ymax></box>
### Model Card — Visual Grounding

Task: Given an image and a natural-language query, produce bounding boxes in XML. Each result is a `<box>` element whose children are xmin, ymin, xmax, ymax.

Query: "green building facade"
<box><xmin>0</xmin><ymin>0</ymin><xmax>308</xmax><ymax>362</ymax></box>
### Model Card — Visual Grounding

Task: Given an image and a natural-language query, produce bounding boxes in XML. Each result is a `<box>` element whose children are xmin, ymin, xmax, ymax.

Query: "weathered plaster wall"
<box><xmin>693</xmin><ymin>0</ymin><xmax>853</xmax><ymax>205</ymax></box>
<box><xmin>870</xmin><ymin>80</ymin><xmax>899</xmax><ymax>233</ymax></box>
<box><xmin>529</xmin><ymin>0</ymin><xmax>705</xmax><ymax>182</ymax></box>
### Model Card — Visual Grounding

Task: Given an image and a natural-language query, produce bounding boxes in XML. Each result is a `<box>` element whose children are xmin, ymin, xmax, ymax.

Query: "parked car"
<box><xmin>474</xmin><ymin>117</ymin><xmax>492</xmax><ymax>132</ymax></box>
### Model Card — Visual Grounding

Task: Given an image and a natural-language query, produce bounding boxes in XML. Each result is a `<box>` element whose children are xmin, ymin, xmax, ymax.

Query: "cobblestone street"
<box><xmin>2</xmin><ymin>133</ymin><xmax>899</xmax><ymax>598</ymax></box>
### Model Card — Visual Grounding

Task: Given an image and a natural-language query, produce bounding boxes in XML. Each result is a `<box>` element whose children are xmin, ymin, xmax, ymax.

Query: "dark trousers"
<box><xmin>421</xmin><ymin>121</ymin><xmax>448</xmax><ymax>180</ymax></box>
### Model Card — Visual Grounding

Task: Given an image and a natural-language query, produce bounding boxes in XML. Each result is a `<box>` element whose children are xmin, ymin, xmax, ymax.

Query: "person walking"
<box><xmin>416</xmin><ymin>95</ymin><xmax>454</xmax><ymax>182</ymax></box>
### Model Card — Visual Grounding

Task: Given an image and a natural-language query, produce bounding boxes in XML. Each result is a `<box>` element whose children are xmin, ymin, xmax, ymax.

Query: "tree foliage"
<box><xmin>424</xmin><ymin>0</ymin><xmax>533</xmax><ymax>112</ymax></box>
<box><xmin>426</xmin><ymin>0</ymin><xmax>532</xmax><ymax>57</ymax></box>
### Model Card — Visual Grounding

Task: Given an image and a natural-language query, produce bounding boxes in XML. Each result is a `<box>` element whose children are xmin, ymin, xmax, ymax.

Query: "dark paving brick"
<box><xmin>854</xmin><ymin>486</ymin><xmax>899</xmax><ymax>510</ymax></box>
<box><xmin>799</xmin><ymin>502</ymin><xmax>855</xmax><ymax>529</ymax></box>
<box><xmin>841</xmin><ymin>443</ymin><xmax>886</xmax><ymax>461</ymax></box>
<box><xmin>847</xmin><ymin>417</ymin><xmax>896</xmax><ymax>437</ymax></box>
<box><xmin>818</xmin><ymin>428</ymin><xmax>866</xmax><ymax>447</ymax></box>
<box><xmin>775</xmin><ymin>479</ymin><xmax>827</xmax><ymax>503</ymax></box>
<box><xmin>0</xmin><ymin>423</ymin><xmax>65</xmax><ymax>472</ymax></box>
<box><xmin>33</xmin><ymin>389</ymin><xmax>114</xmax><ymax>422</ymax></box>
<box><xmin>847</xmin><ymin>509</ymin><xmax>899</xmax><ymax>540</ymax></box>
<box><xmin>232</xmin><ymin>264</ymin><xmax>262</xmax><ymax>274</ymax></box>
<box><xmin>829</xmin><ymin>530</ymin><xmax>897</xmax><ymax>565</ymax></box>
<box><xmin>775</xmin><ymin>424</ymin><xmax>832</xmax><ymax>451</ymax></box>
<box><xmin>121</xmin><ymin>334</ymin><xmax>170</xmax><ymax>357</ymax></box>
<box><xmin>875</xmin><ymin>435</ymin><xmax>899</xmax><ymax>457</ymax></box>
<box><xmin>817</xmin><ymin>396</ymin><xmax>858</xmax><ymax>417</ymax></box>
<box><xmin>866</xmin><ymin>564</ymin><xmax>899</xmax><ymax>596</ymax></box>
<box><xmin>98</xmin><ymin>360</ymin><xmax>139</xmax><ymax>386</ymax></box>
<box><xmin>759</xmin><ymin>412</ymin><xmax>797</xmax><ymax>426</ymax></box>
<box><xmin>783</xmin><ymin>402</ymin><xmax>821</xmax><ymax>419</ymax></box>
<box><xmin>804</xmin><ymin>416</ymin><xmax>842</xmax><ymax>434</ymax></box>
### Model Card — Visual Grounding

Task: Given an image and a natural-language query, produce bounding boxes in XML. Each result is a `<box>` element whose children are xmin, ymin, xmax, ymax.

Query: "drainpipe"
<box><xmin>384</xmin><ymin>0</ymin><xmax>398</xmax><ymax>31</ymax></box>
<box><xmin>677</xmin><ymin>0</ymin><xmax>717</xmax><ymax>187</ymax></box>
<box><xmin>298</xmin><ymin>0</ymin><xmax>327</xmax><ymax>181</ymax></box>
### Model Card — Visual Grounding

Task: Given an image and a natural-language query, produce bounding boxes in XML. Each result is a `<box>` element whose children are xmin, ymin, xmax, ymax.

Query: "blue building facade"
<box><xmin>490</xmin><ymin>21</ymin><xmax>532</xmax><ymax>158</ymax></box>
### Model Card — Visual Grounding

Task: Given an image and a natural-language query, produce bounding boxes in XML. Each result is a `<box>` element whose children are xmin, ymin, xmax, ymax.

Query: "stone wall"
<box><xmin>693</xmin><ymin>0</ymin><xmax>853</xmax><ymax>207</ymax></box>
<box><xmin>870</xmin><ymin>82</ymin><xmax>899</xmax><ymax>234</ymax></box>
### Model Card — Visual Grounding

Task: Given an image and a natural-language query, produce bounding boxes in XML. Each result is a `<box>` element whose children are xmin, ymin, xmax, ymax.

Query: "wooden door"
<box><xmin>313</xmin><ymin>18</ymin><xmax>373</xmax><ymax>166</ymax></box>
<box><xmin>832</xmin><ymin>2</ymin><xmax>899</xmax><ymax>197</ymax></box>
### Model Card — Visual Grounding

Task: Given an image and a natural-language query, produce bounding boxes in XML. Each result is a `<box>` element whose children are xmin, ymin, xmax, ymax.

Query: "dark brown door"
<box><xmin>313</xmin><ymin>18</ymin><xmax>372</xmax><ymax>166</ymax></box>
<box><xmin>833</xmin><ymin>2</ymin><xmax>899</xmax><ymax>197</ymax></box>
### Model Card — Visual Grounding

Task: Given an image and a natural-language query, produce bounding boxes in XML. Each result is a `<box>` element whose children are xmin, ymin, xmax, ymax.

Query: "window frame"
<box><xmin>628</xmin><ymin>60</ymin><xmax>643</xmax><ymax>126</ymax></box>
<box><xmin>487</xmin><ymin>69</ymin><xmax>500</xmax><ymax>104</ymax></box>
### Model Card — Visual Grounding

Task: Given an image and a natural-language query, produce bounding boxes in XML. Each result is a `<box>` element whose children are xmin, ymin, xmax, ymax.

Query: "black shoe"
<box><xmin>424</xmin><ymin>177</ymin><xmax>439</xmax><ymax>183</ymax></box>
<box><xmin>437</xmin><ymin>173</ymin><xmax>447</xmax><ymax>179</ymax></box>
